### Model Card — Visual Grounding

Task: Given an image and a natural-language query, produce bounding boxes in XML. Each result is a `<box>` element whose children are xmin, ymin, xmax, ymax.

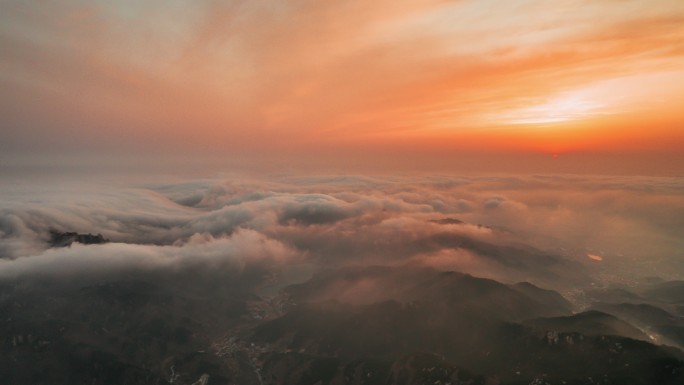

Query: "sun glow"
<box><xmin>503</xmin><ymin>93</ymin><xmax>605</xmax><ymax>125</ymax></box>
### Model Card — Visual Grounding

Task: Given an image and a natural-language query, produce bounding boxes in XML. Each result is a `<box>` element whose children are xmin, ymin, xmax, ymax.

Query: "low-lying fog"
<box><xmin>2</xmin><ymin>174</ymin><xmax>683</xmax><ymax>295</ymax></box>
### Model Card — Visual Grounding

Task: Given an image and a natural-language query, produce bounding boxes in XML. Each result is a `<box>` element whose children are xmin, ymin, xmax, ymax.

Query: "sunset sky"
<box><xmin>1</xmin><ymin>0</ymin><xmax>683</xmax><ymax>175</ymax></box>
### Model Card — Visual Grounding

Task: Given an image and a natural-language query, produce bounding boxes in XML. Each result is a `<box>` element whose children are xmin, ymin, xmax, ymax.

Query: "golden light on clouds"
<box><xmin>502</xmin><ymin>93</ymin><xmax>605</xmax><ymax>125</ymax></box>
<box><xmin>1</xmin><ymin>0</ymin><xmax>683</xmax><ymax>173</ymax></box>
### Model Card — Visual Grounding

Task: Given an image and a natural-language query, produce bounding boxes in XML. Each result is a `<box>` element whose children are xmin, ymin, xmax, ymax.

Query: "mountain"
<box><xmin>286</xmin><ymin>265</ymin><xmax>573</xmax><ymax>319</ymax></box>
<box><xmin>256</xmin><ymin>266</ymin><xmax>684</xmax><ymax>384</ymax></box>
<box><xmin>525</xmin><ymin>310</ymin><xmax>649</xmax><ymax>341</ymax></box>
<box><xmin>1</xmin><ymin>265</ymin><xmax>683</xmax><ymax>384</ymax></box>
<box><xmin>0</xmin><ymin>274</ymin><xmax>257</xmax><ymax>385</ymax></box>
<box><xmin>591</xmin><ymin>303</ymin><xmax>684</xmax><ymax>349</ymax></box>
<box><xmin>49</xmin><ymin>230</ymin><xmax>109</xmax><ymax>247</ymax></box>
<box><xmin>643</xmin><ymin>281</ymin><xmax>684</xmax><ymax>304</ymax></box>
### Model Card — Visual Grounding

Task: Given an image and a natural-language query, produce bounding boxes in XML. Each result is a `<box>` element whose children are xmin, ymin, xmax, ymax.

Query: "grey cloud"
<box><xmin>186</xmin><ymin>205</ymin><xmax>255</xmax><ymax>237</ymax></box>
<box><xmin>1</xmin><ymin>174</ymin><xmax>683</xmax><ymax>288</ymax></box>
<box><xmin>277</xmin><ymin>196</ymin><xmax>355</xmax><ymax>226</ymax></box>
<box><xmin>484</xmin><ymin>196</ymin><xmax>505</xmax><ymax>209</ymax></box>
<box><xmin>0</xmin><ymin>229</ymin><xmax>297</xmax><ymax>282</ymax></box>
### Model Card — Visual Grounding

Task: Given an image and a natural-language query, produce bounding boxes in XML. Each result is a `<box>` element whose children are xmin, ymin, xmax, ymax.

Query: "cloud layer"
<box><xmin>2</xmin><ymin>174</ymin><xmax>683</xmax><ymax>290</ymax></box>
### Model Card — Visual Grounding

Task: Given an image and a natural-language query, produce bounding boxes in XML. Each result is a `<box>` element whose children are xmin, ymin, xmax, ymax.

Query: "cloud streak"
<box><xmin>1</xmin><ymin>0</ymin><xmax>683</xmax><ymax>170</ymax></box>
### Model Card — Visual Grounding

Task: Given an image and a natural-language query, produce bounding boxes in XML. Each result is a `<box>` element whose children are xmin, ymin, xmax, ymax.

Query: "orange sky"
<box><xmin>1</xmin><ymin>0</ymin><xmax>683</xmax><ymax>174</ymax></box>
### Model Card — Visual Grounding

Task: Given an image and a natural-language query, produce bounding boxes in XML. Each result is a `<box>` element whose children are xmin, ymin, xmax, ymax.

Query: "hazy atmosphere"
<box><xmin>3</xmin><ymin>175</ymin><xmax>684</xmax><ymax>282</ymax></box>
<box><xmin>2</xmin><ymin>0</ymin><xmax>684</xmax><ymax>174</ymax></box>
<box><xmin>2</xmin><ymin>1</ymin><xmax>684</xmax><ymax>384</ymax></box>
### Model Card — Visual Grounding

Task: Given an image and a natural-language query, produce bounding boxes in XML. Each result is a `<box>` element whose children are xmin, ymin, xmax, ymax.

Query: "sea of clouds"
<box><xmin>1</xmin><ymin>174</ymin><xmax>683</xmax><ymax>290</ymax></box>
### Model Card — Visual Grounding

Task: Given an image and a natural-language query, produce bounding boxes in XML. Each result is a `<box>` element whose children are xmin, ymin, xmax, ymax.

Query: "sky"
<box><xmin>1</xmin><ymin>0</ymin><xmax>684</xmax><ymax>175</ymax></box>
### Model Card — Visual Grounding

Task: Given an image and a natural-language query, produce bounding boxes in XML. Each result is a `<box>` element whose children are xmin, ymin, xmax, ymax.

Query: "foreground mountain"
<box><xmin>257</xmin><ymin>266</ymin><xmax>684</xmax><ymax>384</ymax></box>
<box><xmin>1</xmin><ymin>265</ymin><xmax>683</xmax><ymax>384</ymax></box>
<box><xmin>589</xmin><ymin>302</ymin><xmax>684</xmax><ymax>349</ymax></box>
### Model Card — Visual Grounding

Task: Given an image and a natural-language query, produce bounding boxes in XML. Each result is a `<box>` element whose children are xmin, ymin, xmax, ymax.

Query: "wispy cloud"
<box><xmin>1</xmin><ymin>0</ymin><xmax>683</xmax><ymax>167</ymax></box>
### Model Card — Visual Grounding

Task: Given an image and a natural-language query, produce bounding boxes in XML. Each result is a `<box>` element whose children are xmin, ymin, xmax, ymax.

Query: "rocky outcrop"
<box><xmin>49</xmin><ymin>230</ymin><xmax>109</xmax><ymax>247</ymax></box>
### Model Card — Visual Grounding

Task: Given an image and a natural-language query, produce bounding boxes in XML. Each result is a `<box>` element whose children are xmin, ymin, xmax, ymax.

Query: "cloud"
<box><xmin>0</xmin><ymin>229</ymin><xmax>297</xmax><ymax>283</ymax></box>
<box><xmin>3</xmin><ymin>174</ymin><xmax>683</xmax><ymax>289</ymax></box>
<box><xmin>484</xmin><ymin>196</ymin><xmax>505</xmax><ymax>209</ymax></box>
